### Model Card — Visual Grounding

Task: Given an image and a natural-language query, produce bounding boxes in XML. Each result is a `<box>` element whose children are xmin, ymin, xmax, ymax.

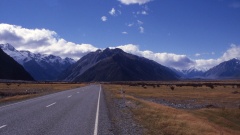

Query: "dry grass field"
<box><xmin>103</xmin><ymin>81</ymin><xmax>240</xmax><ymax>135</ymax></box>
<box><xmin>0</xmin><ymin>82</ymin><xmax>85</xmax><ymax>104</ymax></box>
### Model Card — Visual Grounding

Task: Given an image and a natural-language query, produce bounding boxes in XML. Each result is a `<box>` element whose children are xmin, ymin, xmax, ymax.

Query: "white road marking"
<box><xmin>46</xmin><ymin>102</ymin><xmax>56</xmax><ymax>108</ymax></box>
<box><xmin>68</xmin><ymin>95</ymin><xmax>72</xmax><ymax>98</ymax></box>
<box><xmin>94</xmin><ymin>85</ymin><xmax>101</xmax><ymax>135</ymax></box>
<box><xmin>77</xmin><ymin>92</ymin><xmax>79</xmax><ymax>94</ymax></box>
<box><xmin>0</xmin><ymin>125</ymin><xmax>7</xmax><ymax>129</ymax></box>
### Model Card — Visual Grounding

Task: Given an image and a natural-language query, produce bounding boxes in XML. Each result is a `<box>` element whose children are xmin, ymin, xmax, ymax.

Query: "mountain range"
<box><xmin>0</xmin><ymin>47</ymin><xmax>34</xmax><ymax>81</ymax></box>
<box><xmin>59</xmin><ymin>48</ymin><xmax>179</xmax><ymax>82</ymax></box>
<box><xmin>1</xmin><ymin>43</ymin><xmax>240</xmax><ymax>81</ymax></box>
<box><xmin>0</xmin><ymin>43</ymin><xmax>75</xmax><ymax>81</ymax></box>
<box><xmin>172</xmin><ymin>67</ymin><xmax>205</xmax><ymax>79</ymax></box>
<box><xmin>204</xmin><ymin>58</ymin><xmax>240</xmax><ymax>79</ymax></box>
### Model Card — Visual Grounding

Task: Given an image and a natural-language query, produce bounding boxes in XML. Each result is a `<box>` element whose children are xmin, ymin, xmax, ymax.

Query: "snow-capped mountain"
<box><xmin>181</xmin><ymin>67</ymin><xmax>205</xmax><ymax>78</ymax></box>
<box><xmin>204</xmin><ymin>58</ymin><xmax>240</xmax><ymax>79</ymax></box>
<box><xmin>0</xmin><ymin>43</ymin><xmax>75</xmax><ymax>81</ymax></box>
<box><xmin>172</xmin><ymin>58</ymin><xmax>240</xmax><ymax>79</ymax></box>
<box><xmin>0</xmin><ymin>47</ymin><xmax>34</xmax><ymax>81</ymax></box>
<box><xmin>172</xmin><ymin>67</ymin><xmax>205</xmax><ymax>79</ymax></box>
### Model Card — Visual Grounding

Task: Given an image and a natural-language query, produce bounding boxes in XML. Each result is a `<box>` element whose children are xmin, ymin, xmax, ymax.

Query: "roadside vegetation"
<box><xmin>0</xmin><ymin>82</ymin><xmax>85</xmax><ymax>104</ymax></box>
<box><xmin>103</xmin><ymin>81</ymin><xmax>240</xmax><ymax>135</ymax></box>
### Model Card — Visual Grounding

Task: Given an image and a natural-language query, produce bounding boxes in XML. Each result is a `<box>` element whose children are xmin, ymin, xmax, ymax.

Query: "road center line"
<box><xmin>46</xmin><ymin>102</ymin><xmax>56</xmax><ymax>108</ymax></box>
<box><xmin>94</xmin><ymin>85</ymin><xmax>101</xmax><ymax>135</ymax></box>
<box><xmin>0</xmin><ymin>125</ymin><xmax>7</xmax><ymax>129</ymax></box>
<box><xmin>68</xmin><ymin>95</ymin><xmax>72</xmax><ymax>98</ymax></box>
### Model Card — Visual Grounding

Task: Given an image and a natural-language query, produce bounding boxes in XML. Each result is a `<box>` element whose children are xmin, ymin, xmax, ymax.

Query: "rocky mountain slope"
<box><xmin>204</xmin><ymin>58</ymin><xmax>240</xmax><ymax>79</ymax></box>
<box><xmin>0</xmin><ymin>43</ymin><xmax>75</xmax><ymax>81</ymax></box>
<box><xmin>0</xmin><ymin>48</ymin><xmax>34</xmax><ymax>81</ymax></box>
<box><xmin>172</xmin><ymin>67</ymin><xmax>205</xmax><ymax>79</ymax></box>
<box><xmin>59</xmin><ymin>48</ymin><xmax>179</xmax><ymax>82</ymax></box>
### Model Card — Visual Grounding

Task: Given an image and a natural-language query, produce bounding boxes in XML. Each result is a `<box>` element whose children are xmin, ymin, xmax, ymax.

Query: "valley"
<box><xmin>0</xmin><ymin>81</ymin><xmax>239</xmax><ymax>135</ymax></box>
<box><xmin>0</xmin><ymin>82</ymin><xmax>85</xmax><ymax>104</ymax></box>
<box><xmin>103</xmin><ymin>81</ymin><xmax>240</xmax><ymax>135</ymax></box>
<box><xmin>1</xmin><ymin>1</ymin><xmax>239</xmax><ymax>134</ymax></box>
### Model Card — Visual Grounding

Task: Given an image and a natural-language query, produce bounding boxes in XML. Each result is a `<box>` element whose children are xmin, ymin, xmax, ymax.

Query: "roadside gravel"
<box><xmin>142</xmin><ymin>98</ymin><xmax>220</xmax><ymax>109</ymax></box>
<box><xmin>103</xmin><ymin>89</ymin><xmax>144</xmax><ymax>135</ymax></box>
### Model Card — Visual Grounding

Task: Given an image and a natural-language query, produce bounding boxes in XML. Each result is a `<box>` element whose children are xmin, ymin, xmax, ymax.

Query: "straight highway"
<box><xmin>0</xmin><ymin>85</ymin><xmax>113</xmax><ymax>135</ymax></box>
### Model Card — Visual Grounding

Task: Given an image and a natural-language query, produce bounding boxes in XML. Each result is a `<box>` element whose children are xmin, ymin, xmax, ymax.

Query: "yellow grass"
<box><xmin>0</xmin><ymin>82</ymin><xmax>86</xmax><ymax>104</ymax></box>
<box><xmin>103</xmin><ymin>82</ymin><xmax>240</xmax><ymax>135</ymax></box>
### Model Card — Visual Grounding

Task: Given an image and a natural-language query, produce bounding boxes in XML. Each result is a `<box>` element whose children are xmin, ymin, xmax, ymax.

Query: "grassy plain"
<box><xmin>103</xmin><ymin>81</ymin><xmax>240</xmax><ymax>135</ymax></box>
<box><xmin>0</xmin><ymin>82</ymin><xmax>85</xmax><ymax>104</ymax></box>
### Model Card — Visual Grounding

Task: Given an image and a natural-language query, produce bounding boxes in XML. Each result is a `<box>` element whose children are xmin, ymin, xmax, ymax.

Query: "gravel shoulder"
<box><xmin>103</xmin><ymin>88</ymin><xmax>144</xmax><ymax>135</ymax></box>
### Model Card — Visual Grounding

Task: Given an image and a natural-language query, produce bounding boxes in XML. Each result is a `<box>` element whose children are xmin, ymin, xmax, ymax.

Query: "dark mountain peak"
<box><xmin>0</xmin><ymin>43</ymin><xmax>17</xmax><ymax>51</ymax></box>
<box><xmin>47</xmin><ymin>54</ymin><xmax>57</xmax><ymax>59</ymax></box>
<box><xmin>103</xmin><ymin>48</ymin><xmax>124</xmax><ymax>53</ymax></box>
<box><xmin>1</xmin><ymin>43</ymin><xmax>76</xmax><ymax>81</ymax></box>
<box><xmin>59</xmin><ymin>48</ymin><xmax>179</xmax><ymax>82</ymax></box>
<box><xmin>204</xmin><ymin>58</ymin><xmax>240</xmax><ymax>79</ymax></box>
<box><xmin>100</xmin><ymin>48</ymin><xmax>125</xmax><ymax>58</ymax></box>
<box><xmin>0</xmin><ymin>48</ymin><xmax>34</xmax><ymax>81</ymax></box>
<box><xmin>228</xmin><ymin>58</ymin><xmax>239</xmax><ymax>64</ymax></box>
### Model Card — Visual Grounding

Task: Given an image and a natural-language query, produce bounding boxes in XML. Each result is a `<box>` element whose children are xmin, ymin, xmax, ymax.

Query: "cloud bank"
<box><xmin>112</xmin><ymin>44</ymin><xmax>240</xmax><ymax>70</ymax></box>
<box><xmin>0</xmin><ymin>23</ymin><xmax>98</xmax><ymax>59</ymax></box>
<box><xmin>1</xmin><ymin>23</ymin><xmax>240</xmax><ymax>70</ymax></box>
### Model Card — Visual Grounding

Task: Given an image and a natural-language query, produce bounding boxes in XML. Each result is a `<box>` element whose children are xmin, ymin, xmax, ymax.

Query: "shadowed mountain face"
<box><xmin>59</xmin><ymin>48</ymin><xmax>179</xmax><ymax>82</ymax></box>
<box><xmin>204</xmin><ymin>58</ymin><xmax>240</xmax><ymax>79</ymax></box>
<box><xmin>0</xmin><ymin>43</ymin><xmax>75</xmax><ymax>81</ymax></box>
<box><xmin>0</xmin><ymin>48</ymin><xmax>34</xmax><ymax>81</ymax></box>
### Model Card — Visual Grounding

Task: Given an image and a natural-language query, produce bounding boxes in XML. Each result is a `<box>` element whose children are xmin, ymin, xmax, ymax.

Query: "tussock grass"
<box><xmin>0</xmin><ymin>82</ymin><xmax>85</xmax><ymax>104</ymax></box>
<box><xmin>103</xmin><ymin>82</ymin><xmax>240</xmax><ymax>135</ymax></box>
<box><xmin>191</xmin><ymin>108</ymin><xmax>240</xmax><ymax>132</ymax></box>
<box><xmin>131</xmin><ymin>98</ymin><xmax>219</xmax><ymax>135</ymax></box>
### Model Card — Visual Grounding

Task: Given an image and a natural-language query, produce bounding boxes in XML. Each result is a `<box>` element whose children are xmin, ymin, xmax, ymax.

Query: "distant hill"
<box><xmin>59</xmin><ymin>48</ymin><xmax>179</xmax><ymax>82</ymax></box>
<box><xmin>171</xmin><ymin>67</ymin><xmax>205</xmax><ymax>79</ymax></box>
<box><xmin>0</xmin><ymin>43</ymin><xmax>75</xmax><ymax>81</ymax></box>
<box><xmin>204</xmin><ymin>58</ymin><xmax>240</xmax><ymax>79</ymax></box>
<box><xmin>0</xmin><ymin>48</ymin><xmax>34</xmax><ymax>81</ymax></box>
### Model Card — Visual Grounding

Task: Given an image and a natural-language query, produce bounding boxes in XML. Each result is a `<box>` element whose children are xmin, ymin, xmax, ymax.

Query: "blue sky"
<box><xmin>0</xmin><ymin>0</ymin><xmax>240</xmax><ymax>70</ymax></box>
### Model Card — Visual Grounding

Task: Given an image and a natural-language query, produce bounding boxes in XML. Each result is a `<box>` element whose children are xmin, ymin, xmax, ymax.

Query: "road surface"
<box><xmin>0</xmin><ymin>84</ymin><xmax>113</xmax><ymax>135</ymax></box>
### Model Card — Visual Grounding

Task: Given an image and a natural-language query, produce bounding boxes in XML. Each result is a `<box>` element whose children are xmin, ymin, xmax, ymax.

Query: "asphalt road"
<box><xmin>0</xmin><ymin>84</ymin><xmax>113</xmax><ymax>135</ymax></box>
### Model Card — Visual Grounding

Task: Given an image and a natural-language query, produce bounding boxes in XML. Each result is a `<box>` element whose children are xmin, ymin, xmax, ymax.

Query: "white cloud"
<box><xmin>137</xmin><ymin>11</ymin><xmax>148</xmax><ymax>15</ymax></box>
<box><xmin>101</xmin><ymin>16</ymin><xmax>107</xmax><ymax>22</ymax></box>
<box><xmin>137</xmin><ymin>20</ymin><xmax>144</xmax><ymax>25</ymax></box>
<box><xmin>1</xmin><ymin>23</ymin><xmax>240</xmax><ymax>71</ymax></box>
<box><xmin>191</xmin><ymin>45</ymin><xmax>240</xmax><ymax>70</ymax></box>
<box><xmin>119</xmin><ymin>0</ymin><xmax>152</xmax><ymax>5</ymax></box>
<box><xmin>122</xmin><ymin>31</ymin><xmax>128</xmax><ymax>34</ymax></box>
<box><xmin>112</xmin><ymin>44</ymin><xmax>240</xmax><ymax>70</ymax></box>
<box><xmin>221</xmin><ymin>44</ymin><xmax>240</xmax><ymax>60</ymax></box>
<box><xmin>109</xmin><ymin>8</ymin><xmax>116</xmax><ymax>16</ymax></box>
<box><xmin>127</xmin><ymin>23</ymin><xmax>134</xmax><ymax>27</ymax></box>
<box><xmin>113</xmin><ymin>44</ymin><xmax>195</xmax><ymax>70</ymax></box>
<box><xmin>139</xmin><ymin>26</ymin><xmax>144</xmax><ymax>33</ymax></box>
<box><xmin>0</xmin><ymin>23</ymin><xmax>98</xmax><ymax>60</ymax></box>
<box><xmin>141</xmin><ymin>11</ymin><xmax>148</xmax><ymax>15</ymax></box>
<box><xmin>195</xmin><ymin>53</ymin><xmax>201</xmax><ymax>57</ymax></box>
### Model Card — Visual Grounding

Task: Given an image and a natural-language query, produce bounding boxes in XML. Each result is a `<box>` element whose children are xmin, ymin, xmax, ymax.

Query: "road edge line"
<box><xmin>94</xmin><ymin>84</ymin><xmax>101</xmax><ymax>135</ymax></box>
<box><xmin>46</xmin><ymin>102</ymin><xmax>56</xmax><ymax>108</ymax></box>
<box><xmin>0</xmin><ymin>125</ymin><xmax>7</xmax><ymax>129</ymax></box>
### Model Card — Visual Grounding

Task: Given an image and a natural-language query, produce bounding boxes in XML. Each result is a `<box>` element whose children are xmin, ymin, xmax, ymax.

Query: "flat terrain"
<box><xmin>0</xmin><ymin>82</ymin><xmax>85</xmax><ymax>104</ymax></box>
<box><xmin>1</xmin><ymin>81</ymin><xmax>240</xmax><ymax>135</ymax></box>
<box><xmin>103</xmin><ymin>81</ymin><xmax>240</xmax><ymax>135</ymax></box>
<box><xmin>0</xmin><ymin>84</ymin><xmax>112</xmax><ymax>135</ymax></box>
